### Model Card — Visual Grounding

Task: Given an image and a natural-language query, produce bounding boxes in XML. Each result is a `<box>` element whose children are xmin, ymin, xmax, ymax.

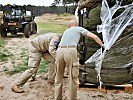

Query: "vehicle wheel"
<box><xmin>32</xmin><ymin>23</ymin><xmax>37</xmax><ymax>34</ymax></box>
<box><xmin>1</xmin><ymin>29</ymin><xmax>7</xmax><ymax>37</ymax></box>
<box><xmin>24</xmin><ymin>24</ymin><xmax>30</xmax><ymax>38</ymax></box>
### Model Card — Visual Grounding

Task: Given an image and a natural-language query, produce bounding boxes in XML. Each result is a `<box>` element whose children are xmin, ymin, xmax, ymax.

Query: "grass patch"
<box><xmin>6</xmin><ymin>48</ymin><xmax>28</xmax><ymax>75</ymax></box>
<box><xmin>38</xmin><ymin>59</ymin><xmax>48</xmax><ymax>73</ymax></box>
<box><xmin>0</xmin><ymin>38</ymin><xmax>6</xmax><ymax>47</ymax></box>
<box><xmin>0</xmin><ymin>51</ymin><xmax>12</xmax><ymax>61</ymax></box>
<box><xmin>0</xmin><ymin>38</ymin><xmax>12</xmax><ymax>61</ymax></box>
<box><xmin>6</xmin><ymin>65</ymin><xmax>28</xmax><ymax>75</ymax></box>
<box><xmin>6</xmin><ymin>48</ymin><xmax>48</xmax><ymax>75</ymax></box>
<box><xmin>57</xmin><ymin>13</ymin><xmax>72</xmax><ymax>17</ymax></box>
<box><xmin>38</xmin><ymin>22</ymin><xmax>67</xmax><ymax>34</ymax></box>
<box><xmin>36</xmin><ymin>13</ymin><xmax>73</xmax><ymax>35</ymax></box>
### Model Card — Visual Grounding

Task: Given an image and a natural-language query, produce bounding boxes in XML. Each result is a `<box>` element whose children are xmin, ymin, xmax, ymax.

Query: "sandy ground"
<box><xmin>0</xmin><ymin>14</ymin><xmax>133</xmax><ymax>100</ymax></box>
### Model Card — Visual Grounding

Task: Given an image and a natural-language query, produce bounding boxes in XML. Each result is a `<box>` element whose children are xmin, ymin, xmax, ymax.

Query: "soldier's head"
<box><xmin>69</xmin><ymin>20</ymin><xmax>78</xmax><ymax>28</ymax></box>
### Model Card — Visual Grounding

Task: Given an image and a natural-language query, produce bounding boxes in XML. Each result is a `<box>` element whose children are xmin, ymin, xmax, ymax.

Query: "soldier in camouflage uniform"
<box><xmin>11</xmin><ymin>33</ymin><xmax>61</xmax><ymax>93</ymax></box>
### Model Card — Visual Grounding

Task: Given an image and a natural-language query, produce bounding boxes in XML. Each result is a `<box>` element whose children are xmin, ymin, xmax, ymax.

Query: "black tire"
<box><xmin>1</xmin><ymin>28</ymin><xmax>7</xmax><ymax>37</ymax></box>
<box><xmin>32</xmin><ymin>23</ymin><xmax>37</xmax><ymax>34</ymax></box>
<box><xmin>24</xmin><ymin>24</ymin><xmax>30</xmax><ymax>38</ymax></box>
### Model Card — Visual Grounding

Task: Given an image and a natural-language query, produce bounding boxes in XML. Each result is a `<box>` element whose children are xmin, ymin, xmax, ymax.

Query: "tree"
<box><xmin>51</xmin><ymin>3</ymin><xmax>56</xmax><ymax>7</ymax></box>
<box><xmin>54</xmin><ymin>0</ymin><xmax>60</xmax><ymax>5</ymax></box>
<box><xmin>54</xmin><ymin>0</ymin><xmax>75</xmax><ymax>5</ymax></box>
<box><xmin>63</xmin><ymin>0</ymin><xmax>75</xmax><ymax>4</ymax></box>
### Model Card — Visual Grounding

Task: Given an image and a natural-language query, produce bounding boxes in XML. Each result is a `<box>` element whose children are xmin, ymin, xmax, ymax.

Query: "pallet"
<box><xmin>113</xmin><ymin>84</ymin><xmax>132</xmax><ymax>93</ymax></box>
<box><xmin>79</xmin><ymin>83</ymin><xmax>133</xmax><ymax>94</ymax></box>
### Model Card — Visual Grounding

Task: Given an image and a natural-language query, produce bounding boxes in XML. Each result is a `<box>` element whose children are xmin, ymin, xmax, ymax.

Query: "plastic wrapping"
<box><xmin>85</xmin><ymin>0</ymin><xmax>133</xmax><ymax>86</ymax></box>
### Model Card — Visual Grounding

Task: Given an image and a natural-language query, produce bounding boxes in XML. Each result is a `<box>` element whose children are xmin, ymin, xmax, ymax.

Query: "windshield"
<box><xmin>11</xmin><ymin>7</ymin><xmax>26</xmax><ymax>16</ymax></box>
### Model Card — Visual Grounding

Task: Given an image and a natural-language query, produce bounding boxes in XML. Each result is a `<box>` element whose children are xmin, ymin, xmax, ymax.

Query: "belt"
<box><xmin>58</xmin><ymin>45</ymin><xmax>76</xmax><ymax>48</ymax></box>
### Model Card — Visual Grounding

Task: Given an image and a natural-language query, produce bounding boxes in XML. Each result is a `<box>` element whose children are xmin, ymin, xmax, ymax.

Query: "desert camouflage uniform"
<box><xmin>14</xmin><ymin>33</ymin><xmax>61</xmax><ymax>87</ymax></box>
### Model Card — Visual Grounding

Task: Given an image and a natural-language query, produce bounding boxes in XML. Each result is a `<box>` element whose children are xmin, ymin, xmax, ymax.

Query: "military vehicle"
<box><xmin>0</xmin><ymin>4</ymin><xmax>37</xmax><ymax>38</ymax></box>
<box><xmin>76</xmin><ymin>0</ymin><xmax>133</xmax><ymax>86</ymax></box>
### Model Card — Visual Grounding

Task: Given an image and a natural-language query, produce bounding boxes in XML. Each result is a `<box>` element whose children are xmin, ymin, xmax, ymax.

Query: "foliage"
<box><xmin>0</xmin><ymin>50</ymin><xmax>12</xmax><ymax>61</ymax></box>
<box><xmin>63</xmin><ymin>0</ymin><xmax>75</xmax><ymax>4</ymax></box>
<box><xmin>6</xmin><ymin>48</ymin><xmax>48</xmax><ymax>75</ymax></box>
<box><xmin>38</xmin><ymin>59</ymin><xmax>48</xmax><ymax>73</ymax></box>
<box><xmin>0</xmin><ymin>39</ymin><xmax>12</xmax><ymax>61</ymax></box>
<box><xmin>6</xmin><ymin>48</ymin><xmax>28</xmax><ymax>75</ymax></box>
<box><xmin>6</xmin><ymin>65</ymin><xmax>28</xmax><ymax>75</ymax></box>
<box><xmin>54</xmin><ymin>0</ymin><xmax>75</xmax><ymax>5</ymax></box>
<box><xmin>0</xmin><ymin>39</ymin><xmax>6</xmax><ymax>47</ymax></box>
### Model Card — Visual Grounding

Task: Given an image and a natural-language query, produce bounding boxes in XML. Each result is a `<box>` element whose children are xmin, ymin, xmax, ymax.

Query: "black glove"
<box><xmin>101</xmin><ymin>44</ymin><xmax>105</xmax><ymax>53</ymax></box>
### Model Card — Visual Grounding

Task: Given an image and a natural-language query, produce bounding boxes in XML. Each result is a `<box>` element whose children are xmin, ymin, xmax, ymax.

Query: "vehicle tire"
<box><xmin>24</xmin><ymin>24</ymin><xmax>30</xmax><ymax>38</ymax></box>
<box><xmin>32</xmin><ymin>23</ymin><xmax>37</xmax><ymax>34</ymax></box>
<box><xmin>1</xmin><ymin>29</ymin><xmax>7</xmax><ymax>37</ymax></box>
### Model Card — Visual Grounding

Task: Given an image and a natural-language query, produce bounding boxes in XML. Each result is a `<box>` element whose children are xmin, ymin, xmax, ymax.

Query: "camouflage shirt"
<box><xmin>31</xmin><ymin>33</ymin><xmax>61</xmax><ymax>58</ymax></box>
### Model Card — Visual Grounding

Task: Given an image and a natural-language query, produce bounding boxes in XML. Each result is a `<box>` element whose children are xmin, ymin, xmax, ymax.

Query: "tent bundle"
<box><xmin>77</xmin><ymin>0</ymin><xmax>132</xmax><ymax>30</ymax></box>
<box><xmin>75</xmin><ymin>0</ymin><xmax>133</xmax><ymax>86</ymax></box>
<box><xmin>85</xmin><ymin>0</ymin><xmax>133</xmax><ymax>87</ymax></box>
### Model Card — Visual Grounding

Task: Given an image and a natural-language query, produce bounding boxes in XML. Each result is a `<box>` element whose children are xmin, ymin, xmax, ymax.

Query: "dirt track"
<box><xmin>0</xmin><ymin>14</ymin><xmax>133</xmax><ymax>100</ymax></box>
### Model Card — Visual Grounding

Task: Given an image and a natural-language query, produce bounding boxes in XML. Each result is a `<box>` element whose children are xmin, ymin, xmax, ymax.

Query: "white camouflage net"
<box><xmin>85</xmin><ymin>0</ymin><xmax>133</xmax><ymax>87</ymax></box>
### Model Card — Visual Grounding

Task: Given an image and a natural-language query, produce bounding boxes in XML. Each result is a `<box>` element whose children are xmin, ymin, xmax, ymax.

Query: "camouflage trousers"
<box><xmin>14</xmin><ymin>43</ymin><xmax>55</xmax><ymax>87</ymax></box>
<box><xmin>54</xmin><ymin>47</ymin><xmax>79</xmax><ymax>100</ymax></box>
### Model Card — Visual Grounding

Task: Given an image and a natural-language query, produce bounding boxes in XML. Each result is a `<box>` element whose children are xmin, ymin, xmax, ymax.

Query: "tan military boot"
<box><xmin>11</xmin><ymin>84</ymin><xmax>24</xmax><ymax>93</ymax></box>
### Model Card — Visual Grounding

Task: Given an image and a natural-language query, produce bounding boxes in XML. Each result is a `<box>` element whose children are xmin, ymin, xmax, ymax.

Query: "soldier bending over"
<box><xmin>11</xmin><ymin>33</ymin><xmax>61</xmax><ymax>93</ymax></box>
